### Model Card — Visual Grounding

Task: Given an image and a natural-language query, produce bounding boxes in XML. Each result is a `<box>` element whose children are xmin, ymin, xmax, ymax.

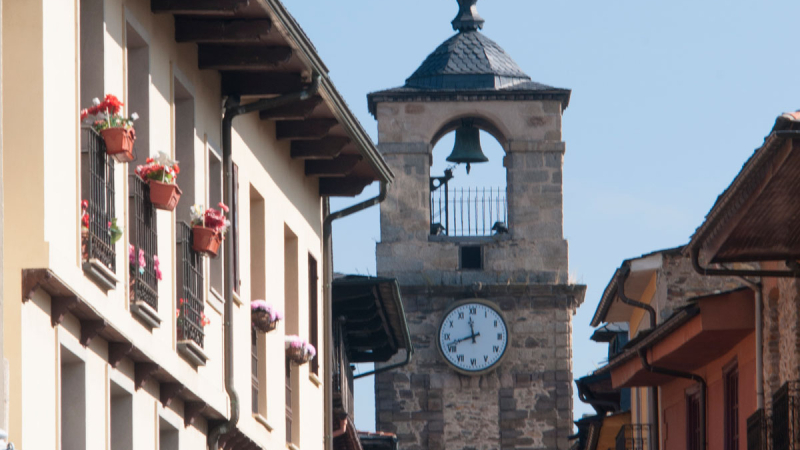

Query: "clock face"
<box><xmin>437</xmin><ymin>301</ymin><xmax>509</xmax><ymax>374</ymax></box>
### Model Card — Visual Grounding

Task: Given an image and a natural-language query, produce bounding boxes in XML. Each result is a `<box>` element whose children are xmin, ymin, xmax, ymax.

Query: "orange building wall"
<box><xmin>659</xmin><ymin>332</ymin><xmax>756</xmax><ymax>450</ymax></box>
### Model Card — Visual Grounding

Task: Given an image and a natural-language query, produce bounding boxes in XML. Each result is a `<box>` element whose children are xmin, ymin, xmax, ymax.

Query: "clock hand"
<box><xmin>448</xmin><ymin>332</ymin><xmax>482</xmax><ymax>347</ymax></box>
<box><xmin>468</xmin><ymin>317</ymin><xmax>478</xmax><ymax>343</ymax></box>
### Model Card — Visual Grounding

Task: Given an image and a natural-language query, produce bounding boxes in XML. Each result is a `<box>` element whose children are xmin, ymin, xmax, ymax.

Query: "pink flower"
<box><xmin>153</xmin><ymin>254</ymin><xmax>163</xmax><ymax>281</ymax></box>
<box><xmin>138</xmin><ymin>249</ymin><xmax>146</xmax><ymax>269</ymax></box>
<box><xmin>218</xmin><ymin>202</ymin><xmax>229</xmax><ymax>213</ymax></box>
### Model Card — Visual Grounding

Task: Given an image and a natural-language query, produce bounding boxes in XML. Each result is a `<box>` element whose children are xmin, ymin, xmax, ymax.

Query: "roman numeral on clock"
<box><xmin>457</xmin><ymin>354</ymin><xmax>464</xmax><ymax>363</ymax></box>
<box><xmin>470</xmin><ymin>358</ymin><xmax>477</xmax><ymax>366</ymax></box>
<box><xmin>493</xmin><ymin>345</ymin><xmax>500</xmax><ymax>353</ymax></box>
<box><xmin>448</xmin><ymin>345</ymin><xmax>457</xmax><ymax>353</ymax></box>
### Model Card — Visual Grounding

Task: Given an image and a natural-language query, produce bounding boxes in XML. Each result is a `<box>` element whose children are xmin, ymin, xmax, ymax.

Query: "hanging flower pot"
<box><xmin>192</xmin><ymin>226</ymin><xmax>222</xmax><ymax>258</ymax></box>
<box><xmin>285</xmin><ymin>335</ymin><xmax>316</xmax><ymax>365</ymax></box>
<box><xmin>251</xmin><ymin>300</ymin><xmax>283</xmax><ymax>333</ymax></box>
<box><xmin>148</xmin><ymin>180</ymin><xmax>182</xmax><ymax>211</ymax></box>
<box><xmin>81</xmin><ymin>94</ymin><xmax>138</xmax><ymax>163</ymax></box>
<box><xmin>100</xmin><ymin>127</ymin><xmax>136</xmax><ymax>163</ymax></box>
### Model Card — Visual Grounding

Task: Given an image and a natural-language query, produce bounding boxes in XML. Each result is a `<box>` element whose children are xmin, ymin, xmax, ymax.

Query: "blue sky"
<box><xmin>285</xmin><ymin>0</ymin><xmax>800</xmax><ymax>430</ymax></box>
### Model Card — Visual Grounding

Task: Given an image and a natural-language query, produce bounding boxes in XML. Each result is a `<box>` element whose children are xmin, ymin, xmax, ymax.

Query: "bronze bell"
<box><xmin>446</xmin><ymin>120</ymin><xmax>488</xmax><ymax>173</ymax></box>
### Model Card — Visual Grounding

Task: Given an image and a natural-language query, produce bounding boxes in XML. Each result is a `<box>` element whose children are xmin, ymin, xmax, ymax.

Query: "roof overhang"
<box><xmin>590</xmin><ymin>250</ymin><xmax>672</xmax><ymax>327</ymax></box>
<box><xmin>153</xmin><ymin>0</ymin><xmax>393</xmax><ymax>196</ymax></box>
<box><xmin>576</xmin><ymin>372</ymin><xmax>622</xmax><ymax>415</ymax></box>
<box><xmin>604</xmin><ymin>288</ymin><xmax>754</xmax><ymax>389</ymax></box>
<box><xmin>687</xmin><ymin>113</ymin><xmax>800</xmax><ymax>264</ymax></box>
<box><xmin>332</xmin><ymin>276</ymin><xmax>411</xmax><ymax>363</ymax></box>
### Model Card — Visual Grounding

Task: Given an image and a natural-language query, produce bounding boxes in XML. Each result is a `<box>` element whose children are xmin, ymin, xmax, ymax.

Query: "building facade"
<box><xmin>369</xmin><ymin>2</ymin><xmax>585</xmax><ymax>449</ymax></box>
<box><xmin>2</xmin><ymin>0</ymin><xmax>392</xmax><ymax>448</ymax></box>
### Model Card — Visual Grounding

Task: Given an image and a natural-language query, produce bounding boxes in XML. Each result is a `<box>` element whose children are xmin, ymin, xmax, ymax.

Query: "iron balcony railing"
<box><xmin>177</xmin><ymin>222</ymin><xmax>205</xmax><ymax>348</ymax></box>
<box><xmin>772</xmin><ymin>381</ymin><xmax>800</xmax><ymax>450</ymax></box>
<box><xmin>332</xmin><ymin>320</ymin><xmax>355</xmax><ymax>420</ymax></box>
<box><xmin>615</xmin><ymin>424</ymin><xmax>652</xmax><ymax>450</ymax></box>
<box><xmin>748</xmin><ymin>408</ymin><xmax>769</xmax><ymax>450</ymax></box>
<box><xmin>129</xmin><ymin>175</ymin><xmax>158</xmax><ymax>310</ymax></box>
<box><xmin>81</xmin><ymin>127</ymin><xmax>116</xmax><ymax>271</ymax></box>
<box><xmin>430</xmin><ymin>186</ymin><xmax>507</xmax><ymax>237</ymax></box>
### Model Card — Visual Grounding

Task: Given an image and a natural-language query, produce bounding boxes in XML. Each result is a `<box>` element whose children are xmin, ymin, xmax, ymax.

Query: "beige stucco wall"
<box><xmin>2</xmin><ymin>0</ymin><xmax>325</xmax><ymax>447</ymax></box>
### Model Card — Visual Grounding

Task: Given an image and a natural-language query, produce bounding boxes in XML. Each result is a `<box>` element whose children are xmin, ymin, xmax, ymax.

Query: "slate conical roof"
<box><xmin>405</xmin><ymin>30</ymin><xmax>532</xmax><ymax>90</ymax></box>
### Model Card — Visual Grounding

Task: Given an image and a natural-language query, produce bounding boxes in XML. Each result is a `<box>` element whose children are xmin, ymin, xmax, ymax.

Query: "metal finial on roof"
<box><xmin>452</xmin><ymin>0</ymin><xmax>485</xmax><ymax>32</ymax></box>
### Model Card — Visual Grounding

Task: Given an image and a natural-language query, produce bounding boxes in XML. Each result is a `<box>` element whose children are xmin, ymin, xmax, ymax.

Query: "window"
<box><xmin>61</xmin><ymin>347</ymin><xmax>86</xmax><ymax>450</ymax></box>
<box><xmin>110</xmin><ymin>382</ymin><xmax>133</xmax><ymax>450</ymax></box>
<box><xmin>173</xmin><ymin>76</ymin><xmax>195</xmax><ymax>228</ymax></box>
<box><xmin>250</xmin><ymin>187</ymin><xmax>266</xmax><ymax>416</ymax></box>
<box><xmin>80</xmin><ymin>0</ymin><xmax>104</xmax><ymax>108</ymax></box>
<box><xmin>725</xmin><ymin>363</ymin><xmax>739</xmax><ymax>450</ymax></box>
<box><xmin>309</xmin><ymin>255</ymin><xmax>319</xmax><ymax>375</ymax></box>
<box><xmin>125</xmin><ymin>21</ymin><xmax>149</xmax><ymax>166</ymax></box>
<box><xmin>159</xmin><ymin>418</ymin><xmax>179</xmax><ymax>450</ymax></box>
<box><xmin>252</xmin><ymin>328</ymin><xmax>259</xmax><ymax>415</ymax></box>
<box><xmin>208</xmin><ymin>146</ymin><xmax>223</xmax><ymax>295</ymax></box>
<box><xmin>286</xmin><ymin>361</ymin><xmax>293</xmax><ymax>444</ymax></box>
<box><xmin>687</xmin><ymin>389</ymin><xmax>702</xmax><ymax>450</ymax></box>
<box><xmin>460</xmin><ymin>245</ymin><xmax>482</xmax><ymax>270</ymax></box>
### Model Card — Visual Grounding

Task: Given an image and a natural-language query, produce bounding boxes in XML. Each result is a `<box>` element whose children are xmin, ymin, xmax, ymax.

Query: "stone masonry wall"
<box><xmin>375</xmin><ymin>285</ymin><xmax>584</xmax><ymax>450</ymax></box>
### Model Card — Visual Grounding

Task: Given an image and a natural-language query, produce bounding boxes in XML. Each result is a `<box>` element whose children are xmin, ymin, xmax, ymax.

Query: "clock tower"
<box><xmin>368</xmin><ymin>2</ymin><xmax>586</xmax><ymax>450</ymax></box>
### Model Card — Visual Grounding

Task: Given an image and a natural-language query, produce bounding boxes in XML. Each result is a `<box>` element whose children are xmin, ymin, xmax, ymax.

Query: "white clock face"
<box><xmin>438</xmin><ymin>301</ymin><xmax>508</xmax><ymax>373</ymax></box>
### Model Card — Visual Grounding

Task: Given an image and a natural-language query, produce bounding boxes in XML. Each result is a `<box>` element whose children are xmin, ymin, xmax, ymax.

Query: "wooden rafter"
<box><xmin>259</xmin><ymin>96</ymin><xmax>323</xmax><ymax>121</ymax></box>
<box><xmin>184</xmin><ymin>401</ymin><xmax>207</xmax><ymax>427</ymax></box>
<box><xmin>160</xmin><ymin>383</ymin><xmax>185</xmax><ymax>407</ymax></box>
<box><xmin>305</xmin><ymin>154</ymin><xmax>362</xmax><ymax>177</ymax></box>
<box><xmin>108</xmin><ymin>342</ymin><xmax>133</xmax><ymax>368</ymax></box>
<box><xmin>276</xmin><ymin>119</ymin><xmax>338</xmax><ymax>141</ymax></box>
<box><xmin>175</xmin><ymin>18</ymin><xmax>272</xmax><ymax>43</ymax></box>
<box><xmin>151</xmin><ymin>0</ymin><xmax>248</xmax><ymax>16</ymax></box>
<box><xmin>222</xmin><ymin>72</ymin><xmax>307</xmax><ymax>97</ymax></box>
<box><xmin>51</xmin><ymin>296</ymin><xmax>79</xmax><ymax>327</ymax></box>
<box><xmin>80</xmin><ymin>320</ymin><xmax>107</xmax><ymax>347</ymax></box>
<box><xmin>198</xmin><ymin>45</ymin><xmax>292</xmax><ymax>70</ymax></box>
<box><xmin>291</xmin><ymin>137</ymin><xmax>351</xmax><ymax>160</ymax></box>
<box><xmin>135</xmin><ymin>363</ymin><xmax>160</xmax><ymax>391</ymax></box>
<box><xmin>319</xmin><ymin>177</ymin><xmax>374</xmax><ymax>197</ymax></box>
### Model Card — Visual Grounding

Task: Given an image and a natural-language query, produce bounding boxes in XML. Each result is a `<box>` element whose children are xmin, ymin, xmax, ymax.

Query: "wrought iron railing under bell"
<box><xmin>81</xmin><ymin>127</ymin><xmax>116</xmax><ymax>271</ymax></box>
<box><xmin>129</xmin><ymin>175</ymin><xmax>159</xmax><ymax>311</ymax></box>
<box><xmin>177</xmin><ymin>222</ymin><xmax>205</xmax><ymax>348</ymax></box>
<box><xmin>430</xmin><ymin>184</ymin><xmax>507</xmax><ymax>237</ymax></box>
<box><xmin>615</xmin><ymin>424</ymin><xmax>652</xmax><ymax>450</ymax></box>
<box><xmin>772</xmin><ymin>381</ymin><xmax>800</xmax><ymax>450</ymax></box>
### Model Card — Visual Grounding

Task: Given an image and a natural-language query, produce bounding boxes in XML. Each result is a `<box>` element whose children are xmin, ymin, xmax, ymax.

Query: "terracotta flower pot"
<box><xmin>192</xmin><ymin>226</ymin><xmax>222</xmax><ymax>258</ymax></box>
<box><xmin>252</xmin><ymin>310</ymin><xmax>279</xmax><ymax>333</ymax></box>
<box><xmin>286</xmin><ymin>346</ymin><xmax>314</xmax><ymax>365</ymax></box>
<box><xmin>148</xmin><ymin>179</ymin><xmax>182</xmax><ymax>211</ymax></box>
<box><xmin>100</xmin><ymin>127</ymin><xmax>136</xmax><ymax>163</ymax></box>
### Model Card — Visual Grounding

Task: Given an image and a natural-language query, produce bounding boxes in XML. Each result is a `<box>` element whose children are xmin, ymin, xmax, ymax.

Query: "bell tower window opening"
<box><xmin>430</xmin><ymin>126</ymin><xmax>507</xmax><ymax>237</ymax></box>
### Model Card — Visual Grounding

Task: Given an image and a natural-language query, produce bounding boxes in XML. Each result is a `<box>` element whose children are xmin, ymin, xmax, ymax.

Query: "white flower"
<box><xmin>92</xmin><ymin>98</ymin><xmax>101</xmax><ymax>105</ymax></box>
<box><xmin>130</xmin><ymin>112</ymin><xmax>139</xmax><ymax>121</ymax></box>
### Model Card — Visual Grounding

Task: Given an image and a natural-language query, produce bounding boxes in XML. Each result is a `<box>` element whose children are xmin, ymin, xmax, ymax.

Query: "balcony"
<box><xmin>615</xmin><ymin>424</ymin><xmax>652</xmax><ymax>450</ymax></box>
<box><xmin>80</xmin><ymin>127</ymin><xmax>117</xmax><ymax>290</ymax></box>
<box><xmin>129</xmin><ymin>175</ymin><xmax>160</xmax><ymax>328</ymax></box>
<box><xmin>772</xmin><ymin>381</ymin><xmax>800</xmax><ymax>450</ymax></box>
<box><xmin>176</xmin><ymin>222</ymin><xmax>207</xmax><ymax>366</ymax></box>
<box><xmin>332</xmin><ymin>321</ymin><xmax>355</xmax><ymax>421</ymax></box>
<box><xmin>430</xmin><ymin>184</ymin><xmax>507</xmax><ymax>237</ymax></box>
<box><xmin>747</xmin><ymin>408</ymin><xmax>769</xmax><ymax>450</ymax></box>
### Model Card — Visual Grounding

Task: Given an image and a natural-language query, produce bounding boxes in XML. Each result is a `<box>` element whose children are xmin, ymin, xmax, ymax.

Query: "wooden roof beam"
<box><xmin>198</xmin><ymin>45</ymin><xmax>292</xmax><ymax>71</ymax></box>
<box><xmin>152</xmin><ymin>0</ymin><xmax>248</xmax><ymax>15</ymax></box>
<box><xmin>259</xmin><ymin>96</ymin><xmax>323</xmax><ymax>121</ymax></box>
<box><xmin>276</xmin><ymin>119</ymin><xmax>338</xmax><ymax>141</ymax></box>
<box><xmin>305</xmin><ymin>155</ymin><xmax>362</xmax><ymax>178</ymax></box>
<box><xmin>319</xmin><ymin>177</ymin><xmax>374</xmax><ymax>197</ymax></box>
<box><xmin>175</xmin><ymin>18</ymin><xmax>272</xmax><ymax>43</ymax></box>
<box><xmin>222</xmin><ymin>72</ymin><xmax>306</xmax><ymax>97</ymax></box>
<box><xmin>291</xmin><ymin>137</ymin><xmax>350</xmax><ymax>160</ymax></box>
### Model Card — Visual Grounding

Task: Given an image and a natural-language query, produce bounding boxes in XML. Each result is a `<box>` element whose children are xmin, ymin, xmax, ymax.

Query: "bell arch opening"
<box><xmin>430</xmin><ymin>123</ymin><xmax>508</xmax><ymax>238</ymax></box>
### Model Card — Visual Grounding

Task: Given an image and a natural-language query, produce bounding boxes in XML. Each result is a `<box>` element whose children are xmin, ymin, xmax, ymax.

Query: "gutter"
<box><xmin>736</xmin><ymin>277</ymin><xmax>764</xmax><ymax>409</ymax></box>
<box><xmin>617</xmin><ymin>264</ymin><xmax>656</xmax><ymax>329</ymax></box>
<box><xmin>208</xmin><ymin>74</ymin><xmax>322</xmax><ymax>449</ymax></box>
<box><xmin>638</xmin><ymin>349</ymin><xmax>706</xmax><ymax>450</ymax></box>
<box><xmin>322</xmin><ymin>181</ymin><xmax>390</xmax><ymax>450</ymax></box>
<box><xmin>690</xmin><ymin>247</ymin><xmax>800</xmax><ymax>278</ymax></box>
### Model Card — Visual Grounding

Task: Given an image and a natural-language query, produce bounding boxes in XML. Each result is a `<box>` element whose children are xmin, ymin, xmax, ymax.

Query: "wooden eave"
<box><xmin>153</xmin><ymin>0</ymin><xmax>394</xmax><ymax>197</ymax></box>
<box><xmin>332</xmin><ymin>277</ymin><xmax>410</xmax><ymax>364</ymax></box>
